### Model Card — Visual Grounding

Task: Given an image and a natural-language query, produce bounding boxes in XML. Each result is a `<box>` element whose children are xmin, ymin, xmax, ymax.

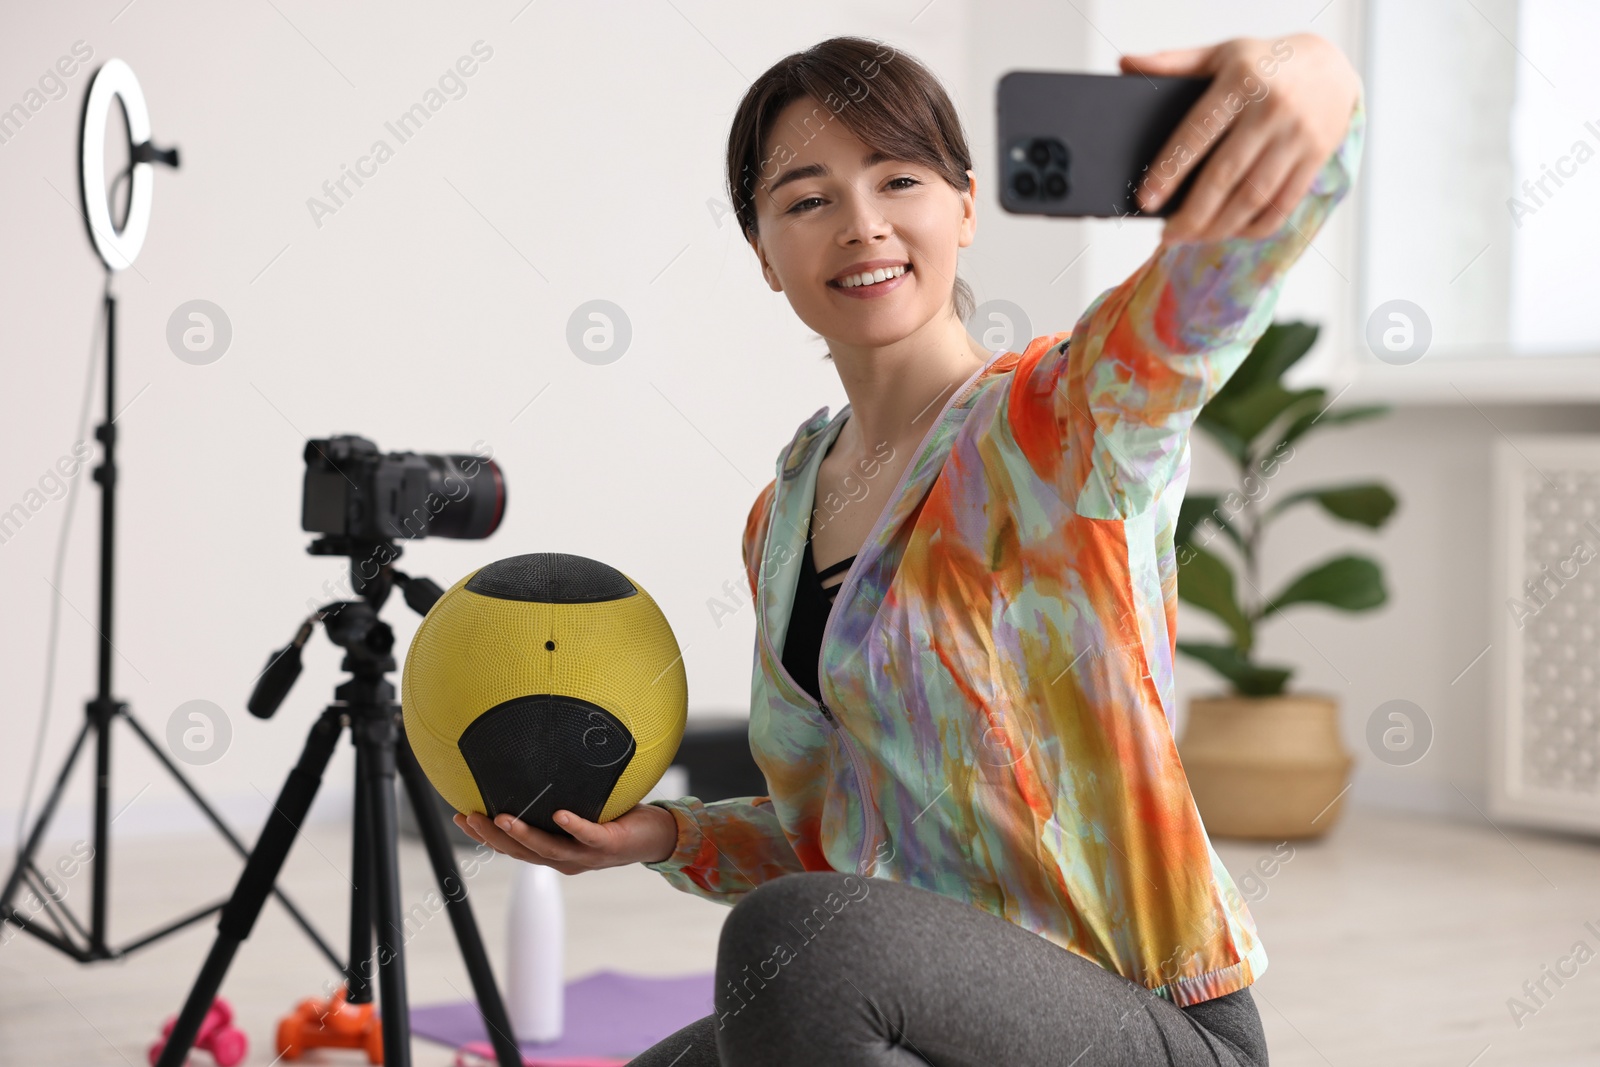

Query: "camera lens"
<box><xmin>425</xmin><ymin>454</ymin><xmax>507</xmax><ymax>539</ymax></box>
<box><xmin>1011</xmin><ymin>171</ymin><xmax>1038</xmax><ymax>198</ymax></box>
<box><xmin>1028</xmin><ymin>140</ymin><xmax>1053</xmax><ymax>168</ymax></box>
<box><xmin>1044</xmin><ymin>173</ymin><xmax>1067</xmax><ymax>199</ymax></box>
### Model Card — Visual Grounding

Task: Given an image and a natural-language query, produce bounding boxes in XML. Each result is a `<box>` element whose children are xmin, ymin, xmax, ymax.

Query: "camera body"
<box><xmin>301</xmin><ymin>435</ymin><xmax>505</xmax><ymax>543</ymax></box>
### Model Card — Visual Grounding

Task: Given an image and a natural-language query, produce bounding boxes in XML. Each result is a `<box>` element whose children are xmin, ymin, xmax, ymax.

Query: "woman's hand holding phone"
<box><xmin>453</xmin><ymin>801</ymin><xmax>679</xmax><ymax>874</ymax></box>
<box><xmin>1120</xmin><ymin>34</ymin><xmax>1361</xmax><ymax>244</ymax></box>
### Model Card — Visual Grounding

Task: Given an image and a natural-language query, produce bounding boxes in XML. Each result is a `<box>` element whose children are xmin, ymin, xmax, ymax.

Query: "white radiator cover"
<box><xmin>1490</xmin><ymin>435</ymin><xmax>1600</xmax><ymax>834</ymax></box>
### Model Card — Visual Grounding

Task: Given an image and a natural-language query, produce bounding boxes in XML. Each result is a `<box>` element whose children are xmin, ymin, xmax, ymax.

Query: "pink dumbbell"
<box><xmin>148</xmin><ymin>997</ymin><xmax>249</xmax><ymax>1067</ymax></box>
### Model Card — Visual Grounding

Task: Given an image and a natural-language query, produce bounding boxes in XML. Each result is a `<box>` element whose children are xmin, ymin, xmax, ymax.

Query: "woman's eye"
<box><xmin>787</xmin><ymin>178</ymin><xmax>918</xmax><ymax>214</ymax></box>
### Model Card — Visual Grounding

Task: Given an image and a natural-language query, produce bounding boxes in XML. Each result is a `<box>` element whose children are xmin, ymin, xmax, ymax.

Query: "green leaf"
<box><xmin>1177</xmin><ymin>544</ymin><xmax>1253</xmax><ymax>649</ymax></box>
<box><xmin>1267</xmin><ymin>483</ymin><xmax>1398</xmax><ymax>527</ymax></box>
<box><xmin>1203</xmin><ymin>384</ymin><xmax>1326</xmax><ymax>452</ymax></box>
<box><xmin>1322</xmin><ymin>404</ymin><xmax>1391</xmax><ymax>426</ymax></box>
<box><xmin>1262</xmin><ymin>554</ymin><xmax>1387</xmax><ymax>616</ymax></box>
<box><xmin>1176</xmin><ymin>641</ymin><xmax>1294</xmax><ymax>697</ymax></box>
<box><xmin>1175</xmin><ymin>494</ymin><xmax>1217</xmax><ymax>546</ymax></box>
<box><xmin>1176</xmin><ymin>494</ymin><xmax>1245</xmax><ymax>554</ymax></box>
<box><xmin>1270</xmin><ymin>402</ymin><xmax>1390</xmax><ymax>456</ymax></box>
<box><xmin>1210</xmin><ymin>321</ymin><xmax>1321</xmax><ymax>409</ymax></box>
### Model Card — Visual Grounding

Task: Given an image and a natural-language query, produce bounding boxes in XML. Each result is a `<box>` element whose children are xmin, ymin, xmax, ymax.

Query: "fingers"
<box><xmin>1241</xmin><ymin>154</ymin><xmax>1323</xmax><ymax>239</ymax></box>
<box><xmin>1119</xmin><ymin>44</ymin><xmax>1219</xmax><ymax>77</ymax></box>
<box><xmin>1200</xmin><ymin>130</ymin><xmax>1298</xmax><ymax>241</ymax></box>
<box><xmin>460</xmin><ymin>811</ymin><xmax>570</xmax><ymax>868</ymax></box>
<box><xmin>467</xmin><ymin>812</ymin><xmax>543</xmax><ymax>863</ymax></box>
<box><xmin>492</xmin><ymin>812</ymin><xmax>568</xmax><ymax>856</ymax></box>
<box><xmin>453</xmin><ymin>812</ymin><xmax>486</xmax><ymax>844</ymax></box>
<box><xmin>1139</xmin><ymin>77</ymin><xmax>1242</xmax><ymax>214</ymax></box>
<box><xmin>1161</xmin><ymin>109</ymin><xmax>1274</xmax><ymax>240</ymax></box>
<box><xmin>550</xmin><ymin>809</ymin><xmax>604</xmax><ymax>847</ymax></box>
<box><xmin>494</xmin><ymin>810</ymin><xmax>565</xmax><ymax>850</ymax></box>
<box><xmin>450</xmin><ymin>809</ymin><xmax>617</xmax><ymax>875</ymax></box>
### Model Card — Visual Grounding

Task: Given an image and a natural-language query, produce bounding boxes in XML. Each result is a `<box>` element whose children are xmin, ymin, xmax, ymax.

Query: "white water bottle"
<box><xmin>506</xmin><ymin>860</ymin><xmax>564</xmax><ymax>1042</ymax></box>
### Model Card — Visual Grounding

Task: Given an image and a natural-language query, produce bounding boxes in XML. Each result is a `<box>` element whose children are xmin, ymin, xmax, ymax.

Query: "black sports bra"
<box><xmin>781</xmin><ymin>537</ymin><xmax>856</xmax><ymax>704</ymax></box>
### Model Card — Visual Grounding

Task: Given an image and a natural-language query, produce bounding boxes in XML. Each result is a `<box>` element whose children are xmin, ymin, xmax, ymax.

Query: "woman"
<box><xmin>456</xmin><ymin>32</ymin><xmax>1363</xmax><ymax>1066</ymax></box>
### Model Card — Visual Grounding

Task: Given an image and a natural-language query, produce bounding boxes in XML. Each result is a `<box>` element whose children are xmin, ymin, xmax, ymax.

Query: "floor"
<box><xmin>0</xmin><ymin>804</ymin><xmax>1596</xmax><ymax>1066</ymax></box>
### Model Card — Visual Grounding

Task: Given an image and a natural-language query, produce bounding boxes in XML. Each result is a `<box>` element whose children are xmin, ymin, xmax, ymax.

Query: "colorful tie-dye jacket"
<box><xmin>646</xmin><ymin>96</ymin><xmax>1365</xmax><ymax>1008</ymax></box>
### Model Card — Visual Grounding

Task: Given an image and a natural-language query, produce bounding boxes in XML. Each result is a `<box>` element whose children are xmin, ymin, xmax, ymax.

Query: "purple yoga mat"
<box><xmin>410</xmin><ymin>969</ymin><xmax>715</xmax><ymax>1065</ymax></box>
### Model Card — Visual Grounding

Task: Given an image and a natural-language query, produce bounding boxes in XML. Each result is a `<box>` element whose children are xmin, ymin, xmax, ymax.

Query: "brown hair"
<box><xmin>725</xmin><ymin>36</ymin><xmax>977</xmax><ymax>348</ymax></box>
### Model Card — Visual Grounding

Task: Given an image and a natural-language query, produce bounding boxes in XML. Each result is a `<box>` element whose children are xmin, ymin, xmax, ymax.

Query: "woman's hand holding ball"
<box><xmin>452</xmin><ymin>802</ymin><xmax>679</xmax><ymax>875</ymax></box>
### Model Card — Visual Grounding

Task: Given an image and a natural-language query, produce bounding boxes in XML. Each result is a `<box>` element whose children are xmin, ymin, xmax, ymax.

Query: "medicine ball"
<box><xmin>401</xmin><ymin>552</ymin><xmax>687</xmax><ymax>840</ymax></box>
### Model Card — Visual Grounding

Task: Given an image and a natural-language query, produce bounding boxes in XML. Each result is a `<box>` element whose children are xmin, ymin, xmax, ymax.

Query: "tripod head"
<box><xmin>248</xmin><ymin>538</ymin><xmax>444</xmax><ymax>720</ymax></box>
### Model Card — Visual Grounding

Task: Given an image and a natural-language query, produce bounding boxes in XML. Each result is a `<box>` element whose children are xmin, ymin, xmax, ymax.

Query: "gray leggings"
<box><xmin>629</xmin><ymin>871</ymin><xmax>1267</xmax><ymax>1066</ymax></box>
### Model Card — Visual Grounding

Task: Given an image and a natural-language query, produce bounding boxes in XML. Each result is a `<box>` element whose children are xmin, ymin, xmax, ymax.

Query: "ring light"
<box><xmin>3</xmin><ymin>57</ymin><xmax>200</xmax><ymax>978</ymax></box>
<box><xmin>79</xmin><ymin>59</ymin><xmax>155</xmax><ymax>271</ymax></box>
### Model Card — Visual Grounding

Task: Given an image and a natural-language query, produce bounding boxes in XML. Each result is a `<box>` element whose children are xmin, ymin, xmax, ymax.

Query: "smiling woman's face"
<box><xmin>748</xmin><ymin>95</ymin><xmax>977</xmax><ymax>350</ymax></box>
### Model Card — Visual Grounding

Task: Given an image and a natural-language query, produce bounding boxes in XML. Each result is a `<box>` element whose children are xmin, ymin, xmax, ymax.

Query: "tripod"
<box><xmin>154</xmin><ymin>545</ymin><xmax>522</xmax><ymax>1067</ymax></box>
<box><xmin>0</xmin><ymin>288</ymin><xmax>338</xmax><ymax>971</ymax></box>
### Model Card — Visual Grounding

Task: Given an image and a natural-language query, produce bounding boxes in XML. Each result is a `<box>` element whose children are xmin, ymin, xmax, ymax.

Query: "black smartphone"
<box><xmin>997</xmin><ymin>71</ymin><xmax>1213</xmax><ymax>219</ymax></box>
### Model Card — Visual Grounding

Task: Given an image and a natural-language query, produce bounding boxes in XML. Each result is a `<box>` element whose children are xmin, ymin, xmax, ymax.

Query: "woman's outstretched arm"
<box><xmin>1005</xmin><ymin>34</ymin><xmax>1365</xmax><ymax>520</ymax></box>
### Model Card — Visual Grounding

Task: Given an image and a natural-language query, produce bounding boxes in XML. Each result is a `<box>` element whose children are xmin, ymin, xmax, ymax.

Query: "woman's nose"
<box><xmin>836</xmin><ymin>190</ymin><xmax>892</xmax><ymax>243</ymax></box>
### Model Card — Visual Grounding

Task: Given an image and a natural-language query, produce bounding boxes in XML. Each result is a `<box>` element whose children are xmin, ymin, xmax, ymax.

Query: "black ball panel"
<box><xmin>458</xmin><ymin>693</ymin><xmax>637</xmax><ymax>837</ymax></box>
<box><xmin>465</xmin><ymin>552</ymin><xmax>637</xmax><ymax>604</ymax></box>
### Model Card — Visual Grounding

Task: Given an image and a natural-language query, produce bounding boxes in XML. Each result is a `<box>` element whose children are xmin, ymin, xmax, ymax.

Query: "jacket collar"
<box><xmin>775</xmin><ymin>344</ymin><xmax>1025</xmax><ymax>481</ymax></box>
<box><xmin>778</xmin><ymin>404</ymin><xmax>836</xmax><ymax>483</ymax></box>
<box><xmin>759</xmin><ymin>350</ymin><xmax>1018</xmax><ymax>686</ymax></box>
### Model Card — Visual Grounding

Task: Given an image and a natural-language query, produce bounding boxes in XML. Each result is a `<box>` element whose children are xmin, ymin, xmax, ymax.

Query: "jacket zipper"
<box><xmin>760</xmin><ymin>350</ymin><xmax>1005</xmax><ymax>879</ymax></box>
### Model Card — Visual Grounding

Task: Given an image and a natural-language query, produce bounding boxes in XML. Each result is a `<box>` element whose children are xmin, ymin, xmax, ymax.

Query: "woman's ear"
<box><xmin>958</xmin><ymin>169</ymin><xmax>978</xmax><ymax>248</ymax></box>
<box><xmin>748</xmin><ymin>234</ymin><xmax>782</xmax><ymax>292</ymax></box>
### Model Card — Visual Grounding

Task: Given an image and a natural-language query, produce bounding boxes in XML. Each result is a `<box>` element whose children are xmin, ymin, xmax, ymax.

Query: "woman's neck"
<box><xmin>825</xmin><ymin>313</ymin><xmax>992</xmax><ymax>465</ymax></box>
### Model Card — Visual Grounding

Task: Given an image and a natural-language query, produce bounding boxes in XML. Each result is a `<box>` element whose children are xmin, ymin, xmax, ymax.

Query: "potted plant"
<box><xmin>1174</xmin><ymin>321</ymin><xmax>1396</xmax><ymax>840</ymax></box>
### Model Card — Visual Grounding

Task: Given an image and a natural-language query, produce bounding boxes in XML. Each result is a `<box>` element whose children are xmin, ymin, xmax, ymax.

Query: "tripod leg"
<box><xmin>347</xmin><ymin>742</ymin><xmax>376</xmax><ymax>1003</ymax></box>
<box><xmin>120</xmin><ymin>707</ymin><xmax>343</xmax><ymax>968</ymax></box>
<box><xmin>359</xmin><ymin>712</ymin><xmax>413</xmax><ymax>1067</ymax></box>
<box><xmin>397</xmin><ymin>732</ymin><xmax>525</xmax><ymax>1067</ymax></box>
<box><xmin>153</xmin><ymin>708</ymin><xmax>344</xmax><ymax>1067</ymax></box>
<box><xmin>1</xmin><ymin>718</ymin><xmax>93</xmax><ymax>951</ymax></box>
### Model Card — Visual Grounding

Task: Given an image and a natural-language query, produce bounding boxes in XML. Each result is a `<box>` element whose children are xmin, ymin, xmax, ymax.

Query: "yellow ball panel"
<box><xmin>401</xmin><ymin>566</ymin><xmax>687</xmax><ymax>823</ymax></box>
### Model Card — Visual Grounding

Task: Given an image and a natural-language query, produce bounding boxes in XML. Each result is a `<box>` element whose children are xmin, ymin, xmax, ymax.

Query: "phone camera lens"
<box><xmin>1005</xmin><ymin>136</ymin><xmax>1068</xmax><ymax>207</ymax></box>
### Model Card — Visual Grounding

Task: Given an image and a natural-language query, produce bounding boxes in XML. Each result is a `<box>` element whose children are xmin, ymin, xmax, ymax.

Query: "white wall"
<box><xmin>2</xmin><ymin>0</ymin><xmax>1593</xmax><ymax>853</ymax></box>
<box><xmin>0</xmin><ymin>1</ymin><xmax>976</xmax><ymax>845</ymax></box>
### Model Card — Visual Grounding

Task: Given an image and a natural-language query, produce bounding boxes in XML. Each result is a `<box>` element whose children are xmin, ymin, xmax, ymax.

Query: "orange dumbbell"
<box><xmin>276</xmin><ymin>986</ymin><xmax>384</xmax><ymax>1064</ymax></box>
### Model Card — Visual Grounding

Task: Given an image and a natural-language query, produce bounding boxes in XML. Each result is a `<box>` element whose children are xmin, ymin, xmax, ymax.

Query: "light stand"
<box><xmin>0</xmin><ymin>58</ymin><xmax>338</xmax><ymax>970</ymax></box>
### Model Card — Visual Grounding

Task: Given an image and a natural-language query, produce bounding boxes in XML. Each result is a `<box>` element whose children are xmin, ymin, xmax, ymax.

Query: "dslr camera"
<box><xmin>301</xmin><ymin>434</ymin><xmax>505</xmax><ymax>544</ymax></box>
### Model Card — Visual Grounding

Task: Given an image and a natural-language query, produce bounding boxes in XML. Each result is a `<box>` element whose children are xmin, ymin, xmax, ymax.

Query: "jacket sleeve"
<box><xmin>1006</xmin><ymin>91</ymin><xmax>1366</xmax><ymax>520</ymax></box>
<box><xmin>642</xmin><ymin>794</ymin><xmax>807</xmax><ymax>905</ymax></box>
<box><xmin>641</xmin><ymin>478</ymin><xmax>806</xmax><ymax>905</ymax></box>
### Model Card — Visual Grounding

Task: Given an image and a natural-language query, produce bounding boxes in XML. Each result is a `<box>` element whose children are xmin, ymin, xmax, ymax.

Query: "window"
<box><xmin>1360</xmin><ymin>0</ymin><xmax>1600</xmax><ymax>378</ymax></box>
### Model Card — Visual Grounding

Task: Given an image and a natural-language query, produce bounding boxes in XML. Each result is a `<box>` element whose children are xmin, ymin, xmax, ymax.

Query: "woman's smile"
<box><xmin>827</xmin><ymin>261</ymin><xmax>914</xmax><ymax>300</ymax></box>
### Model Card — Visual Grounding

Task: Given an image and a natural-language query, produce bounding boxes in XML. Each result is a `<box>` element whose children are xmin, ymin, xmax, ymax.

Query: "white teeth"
<box><xmin>837</xmin><ymin>264</ymin><xmax>908</xmax><ymax>288</ymax></box>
